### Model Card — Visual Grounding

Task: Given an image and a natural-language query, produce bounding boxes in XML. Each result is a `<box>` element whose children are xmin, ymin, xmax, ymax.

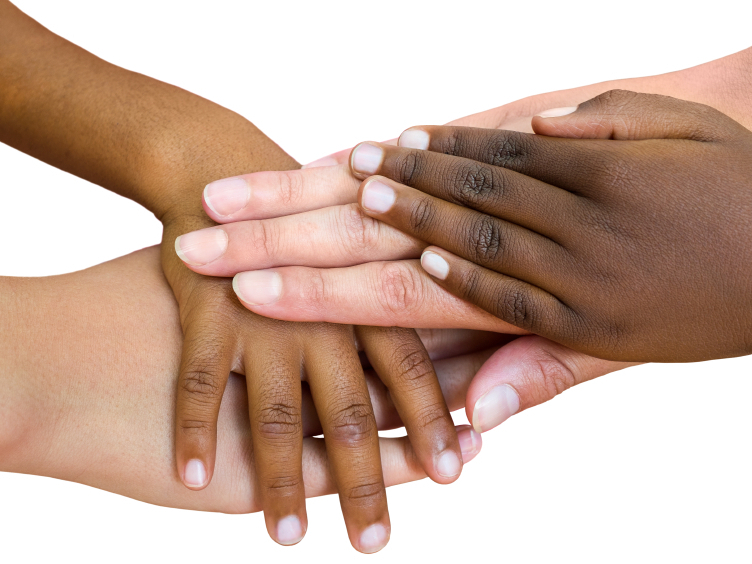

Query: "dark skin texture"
<box><xmin>0</xmin><ymin>1</ymin><xmax>465</xmax><ymax>552</ymax></box>
<box><xmin>350</xmin><ymin>90</ymin><xmax>752</xmax><ymax>363</ymax></box>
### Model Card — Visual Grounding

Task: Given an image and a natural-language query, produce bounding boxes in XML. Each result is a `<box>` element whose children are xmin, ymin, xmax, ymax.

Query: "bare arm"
<box><xmin>0</xmin><ymin>247</ymin><xmax>486</xmax><ymax>513</ymax></box>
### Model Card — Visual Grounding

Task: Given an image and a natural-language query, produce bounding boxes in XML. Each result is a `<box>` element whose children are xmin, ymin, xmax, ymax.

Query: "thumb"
<box><xmin>466</xmin><ymin>336</ymin><xmax>637</xmax><ymax>433</ymax></box>
<box><xmin>531</xmin><ymin>89</ymin><xmax>737</xmax><ymax>142</ymax></box>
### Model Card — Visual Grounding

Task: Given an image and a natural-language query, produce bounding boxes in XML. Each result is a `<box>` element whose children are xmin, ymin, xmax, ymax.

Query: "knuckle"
<box><xmin>249</xmin><ymin>220</ymin><xmax>278</xmax><ymax>259</ymax></box>
<box><xmin>408</xmin><ymin>197</ymin><xmax>438</xmax><ymax>235</ymax></box>
<box><xmin>178</xmin><ymin>418</ymin><xmax>213</xmax><ymax>437</ymax></box>
<box><xmin>412</xmin><ymin>402</ymin><xmax>450</xmax><ymax>431</ymax></box>
<box><xmin>328</xmin><ymin>401</ymin><xmax>376</xmax><ymax>446</ymax></box>
<box><xmin>593</xmin><ymin>89</ymin><xmax>638</xmax><ymax>111</ymax></box>
<box><xmin>276</xmin><ymin>170</ymin><xmax>305</xmax><ymax>205</ymax></box>
<box><xmin>393</xmin><ymin>149</ymin><xmax>424</xmax><ymax>185</ymax></box>
<box><xmin>454</xmin><ymin>162</ymin><xmax>503</xmax><ymax>205</ymax></box>
<box><xmin>467</xmin><ymin>215</ymin><xmax>505</xmax><ymax>264</ymax></box>
<box><xmin>300</xmin><ymin>268</ymin><xmax>328</xmax><ymax>305</ymax></box>
<box><xmin>181</xmin><ymin>368</ymin><xmax>222</xmax><ymax>404</ymax></box>
<box><xmin>495</xmin><ymin>287</ymin><xmax>534</xmax><ymax>329</ymax></box>
<box><xmin>486</xmin><ymin>131</ymin><xmax>532</xmax><ymax>169</ymax></box>
<box><xmin>391</xmin><ymin>344</ymin><xmax>435</xmax><ymax>388</ymax></box>
<box><xmin>334</xmin><ymin>204</ymin><xmax>381</xmax><ymax>256</ymax></box>
<box><xmin>376</xmin><ymin>262</ymin><xmax>426</xmax><ymax>316</ymax></box>
<box><xmin>530</xmin><ymin>348</ymin><xmax>578</xmax><ymax>398</ymax></box>
<box><xmin>344</xmin><ymin>480</ymin><xmax>385</xmax><ymax>506</ymax></box>
<box><xmin>256</xmin><ymin>402</ymin><xmax>302</xmax><ymax>442</ymax></box>
<box><xmin>261</xmin><ymin>474</ymin><xmax>303</xmax><ymax>497</ymax></box>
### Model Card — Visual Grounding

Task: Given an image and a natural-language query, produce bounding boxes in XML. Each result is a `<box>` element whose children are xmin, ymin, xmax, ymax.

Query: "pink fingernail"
<box><xmin>204</xmin><ymin>177</ymin><xmax>251</xmax><ymax>217</ymax></box>
<box><xmin>536</xmin><ymin>106</ymin><xmax>578</xmax><ymax>118</ymax></box>
<box><xmin>436</xmin><ymin>450</ymin><xmax>461</xmax><ymax>478</ymax></box>
<box><xmin>277</xmin><ymin>515</ymin><xmax>305</xmax><ymax>545</ymax></box>
<box><xmin>232</xmin><ymin>270</ymin><xmax>282</xmax><ymax>306</ymax></box>
<box><xmin>472</xmin><ymin>384</ymin><xmax>520</xmax><ymax>433</ymax></box>
<box><xmin>399</xmin><ymin>128</ymin><xmax>429</xmax><ymax>150</ymax></box>
<box><xmin>359</xmin><ymin>523</ymin><xmax>389</xmax><ymax>554</ymax></box>
<box><xmin>457</xmin><ymin>426</ymin><xmax>482</xmax><ymax>462</ymax></box>
<box><xmin>420</xmin><ymin>251</ymin><xmax>449</xmax><ymax>280</ymax></box>
<box><xmin>361</xmin><ymin>180</ymin><xmax>395</xmax><ymax>213</ymax></box>
<box><xmin>175</xmin><ymin>228</ymin><xmax>228</xmax><ymax>266</ymax></box>
<box><xmin>351</xmin><ymin>143</ymin><xmax>384</xmax><ymax>175</ymax></box>
<box><xmin>184</xmin><ymin>459</ymin><xmax>208</xmax><ymax>489</ymax></box>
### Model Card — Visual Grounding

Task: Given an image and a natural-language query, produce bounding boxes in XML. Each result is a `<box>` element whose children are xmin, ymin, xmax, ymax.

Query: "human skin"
<box><xmin>0</xmin><ymin>2</ymin><xmax>470</xmax><ymax>550</ymax></box>
<box><xmin>178</xmin><ymin>47</ymin><xmax>752</xmax><ymax>432</ymax></box>
<box><xmin>350</xmin><ymin>91</ymin><xmax>752</xmax><ymax>362</ymax></box>
<box><xmin>0</xmin><ymin>247</ymin><xmax>485</xmax><ymax>514</ymax></box>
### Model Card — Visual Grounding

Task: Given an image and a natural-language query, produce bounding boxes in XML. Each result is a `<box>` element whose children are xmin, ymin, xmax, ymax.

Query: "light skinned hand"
<box><xmin>177</xmin><ymin>49</ymin><xmax>752</xmax><ymax>435</ymax></box>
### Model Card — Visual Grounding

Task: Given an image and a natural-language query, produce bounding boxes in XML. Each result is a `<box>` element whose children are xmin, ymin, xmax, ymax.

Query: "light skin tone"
<box><xmin>0</xmin><ymin>2</ymin><xmax>468</xmax><ymax>551</ymax></box>
<box><xmin>350</xmin><ymin>90</ymin><xmax>752</xmax><ymax>362</ymax></box>
<box><xmin>181</xmin><ymin>47</ymin><xmax>752</xmax><ymax>430</ymax></box>
<box><xmin>0</xmin><ymin>246</ymin><xmax>485</xmax><ymax>514</ymax></box>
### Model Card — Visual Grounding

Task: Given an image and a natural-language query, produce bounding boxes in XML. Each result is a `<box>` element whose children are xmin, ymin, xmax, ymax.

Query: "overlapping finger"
<box><xmin>356</xmin><ymin>326</ymin><xmax>462</xmax><ymax>484</ymax></box>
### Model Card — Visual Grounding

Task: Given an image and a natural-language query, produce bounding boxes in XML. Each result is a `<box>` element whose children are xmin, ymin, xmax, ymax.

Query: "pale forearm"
<box><xmin>450</xmin><ymin>47</ymin><xmax>752</xmax><ymax>131</ymax></box>
<box><xmin>0</xmin><ymin>248</ymin><xmax>489</xmax><ymax>511</ymax></box>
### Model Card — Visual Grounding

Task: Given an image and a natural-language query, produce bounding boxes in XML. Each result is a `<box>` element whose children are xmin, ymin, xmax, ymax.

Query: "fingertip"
<box><xmin>456</xmin><ymin>425</ymin><xmax>482</xmax><ymax>463</ymax></box>
<box><xmin>274</xmin><ymin>515</ymin><xmax>307</xmax><ymax>546</ymax></box>
<box><xmin>182</xmin><ymin>458</ymin><xmax>209</xmax><ymax>490</ymax></box>
<box><xmin>350</xmin><ymin>142</ymin><xmax>385</xmax><ymax>178</ymax></box>
<box><xmin>435</xmin><ymin>449</ymin><xmax>462</xmax><ymax>481</ymax></box>
<box><xmin>420</xmin><ymin>249</ymin><xmax>450</xmax><ymax>280</ymax></box>
<box><xmin>203</xmin><ymin>176</ymin><xmax>251</xmax><ymax>219</ymax></box>
<box><xmin>357</xmin><ymin>523</ymin><xmax>390</xmax><ymax>554</ymax></box>
<box><xmin>398</xmin><ymin>128</ymin><xmax>430</xmax><ymax>150</ymax></box>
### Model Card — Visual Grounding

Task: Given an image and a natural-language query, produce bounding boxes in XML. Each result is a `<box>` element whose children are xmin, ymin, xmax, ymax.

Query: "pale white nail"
<box><xmin>276</xmin><ymin>515</ymin><xmax>305</xmax><ymax>546</ymax></box>
<box><xmin>399</xmin><ymin>128</ymin><xmax>429</xmax><ymax>150</ymax></box>
<box><xmin>351</xmin><ymin>143</ymin><xmax>384</xmax><ymax>175</ymax></box>
<box><xmin>233</xmin><ymin>270</ymin><xmax>282</xmax><ymax>306</ymax></box>
<box><xmin>420</xmin><ymin>251</ymin><xmax>449</xmax><ymax>280</ymax></box>
<box><xmin>184</xmin><ymin>459</ymin><xmax>208</xmax><ymax>489</ymax></box>
<box><xmin>204</xmin><ymin>177</ymin><xmax>251</xmax><ymax>217</ymax></box>
<box><xmin>536</xmin><ymin>106</ymin><xmax>578</xmax><ymax>118</ymax></box>
<box><xmin>436</xmin><ymin>450</ymin><xmax>461</xmax><ymax>478</ymax></box>
<box><xmin>361</xmin><ymin>180</ymin><xmax>395</xmax><ymax>213</ymax></box>
<box><xmin>359</xmin><ymin>523</ymin><xmax>389</xmax><ymax>554</ymax></box>
<box><xmin>175</xmin><ymin>228</ymin><xmax>228</xmax><ymax>267</ymax></box>
<box><xmin>472</xmin><ymin>384</ymin><xmax>520</xmax><ymax>433</ymax></box>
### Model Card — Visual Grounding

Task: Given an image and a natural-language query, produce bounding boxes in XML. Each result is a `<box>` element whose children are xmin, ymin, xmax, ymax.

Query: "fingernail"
<box><xmin>399</xmin><ymin>128</ymin><xmax>430</xmax><ymax>150</ymax></box>
<box><xmin>351</xmin><ymin>143</ymin><xmax>384</xmax><ymax>175</ymax></box>
<box><xmin>536</xmin><ymin>106</ymin><xmax>578</xmax><ymax>118</ymax></box>
<box><xmin>420</xmin><ymin>251</ymin><xmax>449</xmax><ymax>280</ymax></box>
<box><xmin>175</xmin><ymin>228</ymin><xmax>228</xmax><ymax>266</ymax></box>
<box><xmin>361</xmin><ymin>180</ymin><xmax>395</xmax><ymax>213</ymax></box>
<box><xmin>436</xmin><ymin>449</ymin><xmax>462</xmax><ymax>478</ymax></box>
<box><xmin>232</xmin><ymin>270</ymin><xmax>282</xmax><ymax>306</ymax></box>
<box><xmin>359</xmin><ymin>523</ymin><xmax>389</xmax><ymax>554</ymax></box>
<box><xmin>276</xmin><ymin>515</ymin><xmax>305</xmax><ymax>546</ymax></box>
<box><xmin>472</xmin><ymin>384</ymin><xmax>520</xmax><ymax>433</ymax></box>
<box><xmin>457</xmin><ymin>426</ymin><xmax>482</xmax><ymax>461</ymax></box>
<box><xmin>184</xmin><ymin>459</ymin><xmax>208</xmax><ymax>489</ymax></box>
<box><xmin>302</xmin><ymin>156</ymin><xmax>338</xmax><ymax>169</ymax></box>
<box><xmin>204</xmin><ymin>176</ymin><xmax>251</xmax><ymax>217</ymax></box>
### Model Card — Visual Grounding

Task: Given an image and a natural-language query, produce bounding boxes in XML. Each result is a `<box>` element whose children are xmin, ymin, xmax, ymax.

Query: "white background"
<box><xmin>2</xmin><ymin>0</ymin><xmax>752</xmax><ymax>562</ymax></box>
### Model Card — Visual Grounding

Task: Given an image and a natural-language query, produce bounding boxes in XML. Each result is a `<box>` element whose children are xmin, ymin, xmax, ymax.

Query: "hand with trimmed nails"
<box><xmin>352</xmin><ymin>90</ymin><xmax>752</xmax><ymax>362</ymax></box>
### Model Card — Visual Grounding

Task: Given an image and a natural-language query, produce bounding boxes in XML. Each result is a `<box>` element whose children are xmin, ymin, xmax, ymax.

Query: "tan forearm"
<box><xmin>0</xmin><ymin>0</ymin><xmax>297</xmax><ymax>221</ymax></box>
